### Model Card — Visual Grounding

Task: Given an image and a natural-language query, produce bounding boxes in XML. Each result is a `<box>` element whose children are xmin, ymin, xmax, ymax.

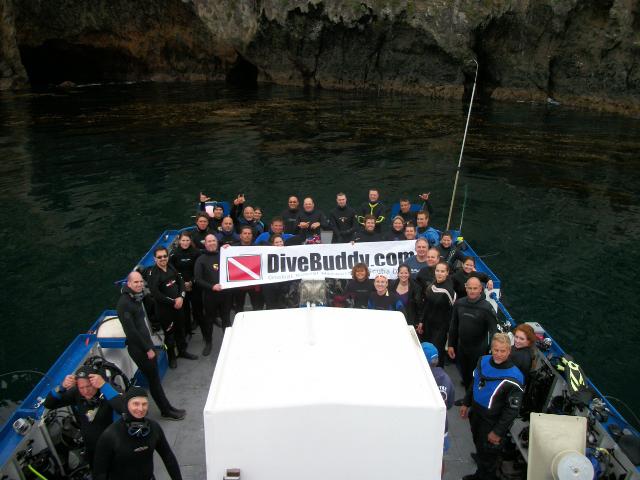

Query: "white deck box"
<box><xmin>203</xmin><ymin>307</ymin><xmax>445</xmax><ymax>480</ymax></box>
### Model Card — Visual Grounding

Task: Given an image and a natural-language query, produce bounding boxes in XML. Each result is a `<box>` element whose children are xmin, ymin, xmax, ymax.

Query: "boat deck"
<box><xmin>151</xmin><ymin>322</ymin><xmax>478</xmax><ymax>480</ymax></box>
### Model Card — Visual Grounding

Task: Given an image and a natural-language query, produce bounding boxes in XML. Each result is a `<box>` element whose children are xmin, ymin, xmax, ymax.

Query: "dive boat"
<box><xmin>1</xmin><ymin>221</ymin><xmax>639</xmax><ymax>480</ymax></box>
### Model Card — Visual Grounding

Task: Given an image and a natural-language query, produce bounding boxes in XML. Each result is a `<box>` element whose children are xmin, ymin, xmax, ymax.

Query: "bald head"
<box><xmin>465</xmin><ymin>276</ymin><xmax>483</xmax><ymax>300</ymax></box>
<box><xmin>127</xmin><ymin>271</ymin><xmax>144</xmax><ymax>293</ymax></box>
<box><xmin>204</xmin><ymin>233</ymin><xmax>219</xmax><ymax>252</ymax></box>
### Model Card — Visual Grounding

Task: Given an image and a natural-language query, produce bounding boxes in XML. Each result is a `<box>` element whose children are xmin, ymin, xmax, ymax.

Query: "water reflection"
<box><xmin>0</xmin><ymin>82</ymin><xmax>639</xmax><ymax>418</ymax></box>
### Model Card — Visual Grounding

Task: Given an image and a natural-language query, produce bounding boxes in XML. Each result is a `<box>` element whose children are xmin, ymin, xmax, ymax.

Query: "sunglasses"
<box><xmin>155</xmin><ymin>255</ymin><xmax>168</xmax><ymax>259</ymax></box>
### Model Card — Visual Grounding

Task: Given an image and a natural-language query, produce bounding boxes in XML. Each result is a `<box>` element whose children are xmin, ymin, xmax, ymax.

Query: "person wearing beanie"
<box><xmin>93</xmin><ymin>387</ymin><xmax>182</xmax><ymax>480</ymax></box>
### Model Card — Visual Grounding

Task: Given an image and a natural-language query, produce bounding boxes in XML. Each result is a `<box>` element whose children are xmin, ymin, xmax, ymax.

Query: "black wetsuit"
<box><xmin>416</xmin><ymin>265</ymin><xmax>436</xmax><ymax>291</ymax></box>
<box><xmin>295</xmin><ymin>208</ymin><xmax>329</xmax><ymax>239</ymax></box>
<box><xmin>358</xmin><ymin>201</ymin><xmax>387</xmax><ymax>232</ymax></box>
<box><xmin>344</xmin><ymin>279</ymin><xmax>375</xmax><ymax>308</ymax></box>
<box><xmin>169</xmin><ymin>246</ymin><xmax>202</xmax><ymax>334</ymax></box>
<box><xmin>510</xmin><ymin>347</ymin><xmax>534</xmax><ymax>385</ymax></box>
<box><xmin>329</xmin><ymin>205</ymin><xmax>357</xmax><ymax>243</ymax></box>
<box><xmin>280</xmin><ymin>208</ymin><xmax>299</xmax><ymax>234</ymax></box>
<box><xmin>352</xmin><ymin>228</ymin><xmax>384</xmax><ymax>243</ymax></box>
<box><xmin>437</xmin><ymin>244</ymin><xmax>466</xmax><ymax>269</ymax></box>
<box><xmin>452</xmin><ymin>270</ymin><xmax>491</xmax><ymax>299</ymax></box>
<box><xmin>421</xmin><ymin>278</ymin><xmax>457</xmax><ymax>367</ymax></box>
<box><xmin>148</xmin><ymin>264</ymin><xmax>187</xmax><ymax>359</ymax></box>
<box><xmin>198</xmin><ymin>201</ymin><xmax>223</xmax><ymax>232</ymax></box>
<box><xmin>263</xmin><ymin>281</ymin><xmax>293</xmax><ymax>309</ymax></box>
<box><xmin>194</xmin><ymin>249</ymin><xmax>232</xmax><ymax>332</ymax></box>
<box><xmin>449</xmin><ymin>295</ymin><xmax>498</xmax><ymax>389</ymax></box>
<box><xmin>116</xmin><ymin>287</ymin><xmax>174</xmax><ymax>415</ymax></box>
<box><xmin>386</xmin><ymin>227</ymin><xmax>406</xmax><ymax>241</ymax></box>
<box><xmin>191</xmin><ymin>226</ymin><xmax>211</xmax><ymax>250</ymax></box>
<box><xmin>93</xmin><ymin>417</ymin><xmax>181</xmax><ymax>480</ymax></box>
<box><xmin>399</xmin><ymin>210</ymin><xmax>417</xmax><ymax>225</ymax></box>
<box><xmin>44</xmin><ymin>384</ymin><xmax>124</xmax><ymax>466</ymax></box>
<box><xmin>398</xmin><ymin>199</ymin><xmax>433</xmax><ymax>224</ymax></box>
<box><xmin>389</xmin><ymin>278</ymin><xmax>421</xmax><ymax>326</ymax></box>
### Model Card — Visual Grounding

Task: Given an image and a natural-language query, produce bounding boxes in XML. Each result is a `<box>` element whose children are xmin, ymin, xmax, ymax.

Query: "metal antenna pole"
<box><xmin>446</xmin><ymin>59</ymin><xmax>479</xmax><ymax>231</ymax></box>
<box><xmin>458</xmin><ymin>183</ymin><xmax>468</xmax><ymax>233</ymax></box>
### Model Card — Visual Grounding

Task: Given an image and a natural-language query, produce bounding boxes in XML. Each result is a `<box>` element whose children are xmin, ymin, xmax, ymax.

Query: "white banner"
<box><xmin>219</xmin><ymin>240</ymin><xmax>417</xmax><ymax>288</ymax></box>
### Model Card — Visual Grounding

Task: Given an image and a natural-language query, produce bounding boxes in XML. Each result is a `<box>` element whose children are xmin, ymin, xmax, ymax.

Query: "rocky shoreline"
<box><xmin>1</xmin><ymin>0</ymin><xmax>638</xmax><ymax>116</ymax></box>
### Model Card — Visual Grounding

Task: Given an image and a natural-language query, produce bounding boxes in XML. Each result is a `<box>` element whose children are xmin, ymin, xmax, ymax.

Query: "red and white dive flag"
<box><xmin>226</xmin><ymin>255</ymin><xmax>262</xmax><ymax>282</ymax></box>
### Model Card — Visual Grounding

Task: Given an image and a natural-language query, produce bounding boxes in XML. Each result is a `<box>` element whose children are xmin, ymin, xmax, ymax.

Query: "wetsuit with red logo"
<box><xmin>148</xmin><ymin>265</ymin><xmax>187</xmax><ymax>360</ymax></box>
<box><xmin>194</xmin><ymin>250</ymin><xmax>232</xmax><ymax>335</ymax></box>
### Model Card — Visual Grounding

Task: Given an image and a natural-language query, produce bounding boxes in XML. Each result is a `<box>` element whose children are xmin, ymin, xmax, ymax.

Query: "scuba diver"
<box><xmin>43</xmin><ymin>365</ymin><xmax>124</xmax><ymax>467</ymax></box>
<box><xmin>357</xmin><ymin>188</ymin><xmax>387</xmax><ymax>233</ymax></box>
<box><xmin>117</xmin><ymin>271</ymin><xmax>186</xmax><ymax>420</ymax></box>
<box><xmin>418</xmin><ymin>261</ymin><xmax>457</xmax><ymax>366</ymax></box>
<box><xmin>191</xmin><ymin>213</ymin><xmax>212</xmax><ymax>250</ymax></box>
<box><xmin>93</xmin><ymin>387</ymin><xmax>182</xmax><ymax>480</ymax></box>
<box><xmin>344</xmin><ymin>263</ymin><xmax>375</xmax><ymax>309</ymax></box>
<box><xmin>367</xmin><ymin>275</ymin><xmax>404</xmax><ymax>311</ymax></box>
<box><xmin>460</xmin><ymin>333</ymin><xmax>524</xmax><ymax>480</ymax></box>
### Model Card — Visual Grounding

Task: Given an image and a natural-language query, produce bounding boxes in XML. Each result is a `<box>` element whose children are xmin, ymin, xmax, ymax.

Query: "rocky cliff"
<box><xmin>1</xmin><ymin>0</ymin><xmax>638</xmax><ymax>114</ymax></box>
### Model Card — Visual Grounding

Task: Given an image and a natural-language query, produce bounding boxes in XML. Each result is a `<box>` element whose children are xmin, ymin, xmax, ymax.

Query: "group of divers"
<box><xmin>44</xmin><ymin>189</ymin><xmax>538</xmax><ymax>480</ymax></box>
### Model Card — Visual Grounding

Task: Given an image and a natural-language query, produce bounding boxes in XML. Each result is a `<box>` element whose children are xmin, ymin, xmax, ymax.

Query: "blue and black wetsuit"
<box><xmin>389</xmin><ymin>278</ymin><xmax>421</xmax><ymax>326</ymax></box>
<box><xmin>463</xmin><ymin>356</ymin><xmax>524</xmax><ymax>480</ymax></box>
<box><xmin>253</xmin><ymin>230</ymin><xmax>296</xmax><ymax>246</ymax></box>
<box><xmin>417</xmin><ymin>226</ymin><xmax>440</xmax><ymax>247</ymax></box>
<box><xmin>216</xmin><ymin>229</ymin><xmax>239</xmax><ymax>246</ymax></box>
<box><xmin>367</xmin><ymin>291</ymin><xmax>404</xmax><ymax>311</ymax></box>
<box><xmin>231</xmin><ymin>202</ymin><xmax>264</xmax><ymax>236</ymax></box>
<box><xmin>399</xmin><ymin>198</ymin><xmax>433</xmax><ymax>224</ymax></box>
<box><xmin>44</xmin><ymin>383</ymin><xmax>124</xmax><ymax>466</ymax></box>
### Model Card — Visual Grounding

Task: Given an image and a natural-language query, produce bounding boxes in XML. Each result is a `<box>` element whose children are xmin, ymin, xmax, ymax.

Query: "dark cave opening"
<box><xmin>467</xmin><ymin>27</ymin><xmax>503</xmax><ymax>104</ymax></box>
<box><xmin>19</xmin><ymin>40</ymin><xmax>147</xmax><ymax>86</ymax></box>
<box><xmin>226</xmin><ymin>54</ymin><xmax>258</xmax><ymax>88</ymax></box>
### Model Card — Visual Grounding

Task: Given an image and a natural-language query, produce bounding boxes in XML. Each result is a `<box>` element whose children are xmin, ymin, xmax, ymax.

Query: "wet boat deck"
<box><xmin>153</xmin><ymin>324</ymin><xmax>478</xmax><ymax>480</ymax></box>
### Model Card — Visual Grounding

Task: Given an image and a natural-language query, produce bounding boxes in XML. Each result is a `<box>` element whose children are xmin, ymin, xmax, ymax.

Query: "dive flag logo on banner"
<box><xmin>227</xmin><ymin>255</ymin><xmax>262</xmax><ymax>282</ymax></box>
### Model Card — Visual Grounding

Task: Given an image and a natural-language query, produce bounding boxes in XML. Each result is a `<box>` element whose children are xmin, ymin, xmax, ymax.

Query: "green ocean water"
<box><xmin>0</xmin><ymin>82</ymin><xmax>639</xmax><ymax>424</ymax></box>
